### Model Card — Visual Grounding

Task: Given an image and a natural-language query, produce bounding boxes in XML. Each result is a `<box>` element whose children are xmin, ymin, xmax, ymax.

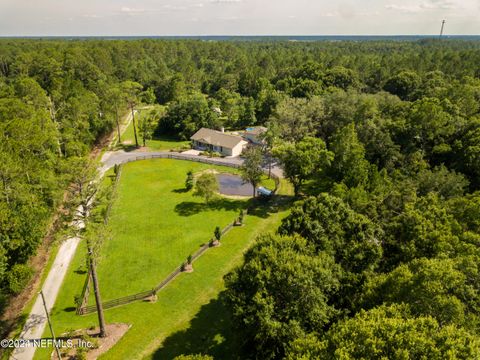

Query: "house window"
<box><xmin>220</xmin><ymin>146</ymin><xmax>223</xmax><ymax>152</ymax></box>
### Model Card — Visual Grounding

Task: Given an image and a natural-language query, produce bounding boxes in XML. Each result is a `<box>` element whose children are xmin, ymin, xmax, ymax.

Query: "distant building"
<box><xmin>243</xmin><ymin>126</ymin><xmax>267</xmax><ymax>145</ymax></box>
<box><xmin>190</xmin><ymin>128</ymin><xmax>247</xmax><ymax>157</ymax></box>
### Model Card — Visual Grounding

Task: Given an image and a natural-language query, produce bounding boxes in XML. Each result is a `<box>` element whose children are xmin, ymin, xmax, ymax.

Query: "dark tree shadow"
<box><xmin>246</xmin><ymin>195</ymin><xmax>296</xmax><ymax>219</ymax></box>
<box><xmin>175</xmin><ymin>199</ymin><xmax>245</xmax><ymax>216</ymax></box>
<box><xmin>0</xmin><ymin>313</ymin><xmax>28</xmax><ymax>342</ymax></box>
<box><xmin>303</xmin><ymin>177</ymin><xmax>334</xmax><ymax>196</ymax></box>
<box><xmin>173</xmin><ymin>188</ymin><xmax>189</xmax><ymax>194</ymax></box>
<box><xmin>121</xmin><ymin>144</ymin><xmax>139</xmax><ymax>152</ymax></box>
<box><xmin>153</xmin><ymin>134</ymin><xmax>185</xmax><ymax>143</ymax></box>
<box><xmin>152</xmin><ymin>292</ymin><xmax>244</xmax><ymax>360</ymax></box>
<box><xmin>63</xmin><ymin>306</ymin><xmax>76</xmax><ymax>312</ymax></box>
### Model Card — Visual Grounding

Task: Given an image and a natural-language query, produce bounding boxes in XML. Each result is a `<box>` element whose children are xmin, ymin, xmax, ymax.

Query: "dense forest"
<box><xmin>1</xmin><ymin>39</ymin><xmax>480</xmax><ymax>357</ymax></box>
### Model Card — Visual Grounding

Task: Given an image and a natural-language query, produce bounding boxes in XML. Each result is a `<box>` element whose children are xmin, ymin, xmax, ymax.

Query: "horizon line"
<box><xmin>1</xmin><ymin>34</ymin><xmax>480</xmax><ymax>38</ymax></box>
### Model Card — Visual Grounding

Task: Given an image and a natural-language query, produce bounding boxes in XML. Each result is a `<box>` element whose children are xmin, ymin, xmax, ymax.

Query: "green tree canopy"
<box><xmin>240</xmin><ymin>146</ymin><xmax>264</xmax><ymax>197</ymax></box>
<box><xmin>329</xmin><ymin>123</ymin><xmax>371</xmax><ymax>188</ymax></box>
<box><xmin>225</xmin><ymin>234</ymin><xmax>342</xmax><ymax>360</ymax></box>
<box><xmin>194</xmin><ymin>172</ymin><xmax>219</xmax><ymax>203</ymax></box>
<box><xmin>280</xmin><ymin>194</ymin><xmax>382</xmax><ymax>274</ymax></box>
<box><xmin>274</xmin><ymin>137</ymin><xmax>333</xmax><ymax>196</ymax></box>
<box><xmin>320</xmin><ymin>304</ymin><xmax>480</xmax><ymax>360</ymax></box>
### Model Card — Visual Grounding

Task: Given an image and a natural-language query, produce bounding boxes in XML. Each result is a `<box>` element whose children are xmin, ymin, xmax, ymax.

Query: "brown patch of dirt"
<box><xmin>53</xmin><ymin>323</ymin><xmax>130</xmax><ymax>360</ymax></box>
<box><xmin>122</xmin><ymin>140</ymin><xmax>133</xmax><ymax>145</ymax></box>
<box><xmin>183</xmin><ymin>264</ymin><xmax>194</xmax><ymax>273</ymax></box>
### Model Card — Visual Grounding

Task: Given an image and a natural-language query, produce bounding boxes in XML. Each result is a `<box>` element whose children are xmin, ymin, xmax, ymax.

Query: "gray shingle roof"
<box><xmin>190</xmin><ymin>128</ymin><xmax>245</xmax><ymax>149</ymax></box>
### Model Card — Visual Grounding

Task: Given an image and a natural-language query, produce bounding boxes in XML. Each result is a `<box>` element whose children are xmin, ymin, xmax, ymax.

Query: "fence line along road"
<box><xmin>102</xmin><ymin>150</ymin><xmax>283</xmax><ymax>182</ymax></box>
<box><xmin>115</xmin><ymin>152</ymin><xmax>280</xmax><ymax>191</ymax></box>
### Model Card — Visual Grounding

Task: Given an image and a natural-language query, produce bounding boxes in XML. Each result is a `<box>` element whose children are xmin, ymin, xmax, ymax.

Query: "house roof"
<box><xmin>190</xmin><ymin>128</ymin><xmax>246</xmax><ymax>149</ymax></box>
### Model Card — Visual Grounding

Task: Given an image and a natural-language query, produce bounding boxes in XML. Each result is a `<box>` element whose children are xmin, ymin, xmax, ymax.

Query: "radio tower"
<box><xmin>439</xmin><ymin>20</ymin><xmax>446</xmax><ymax>38</ymax></box>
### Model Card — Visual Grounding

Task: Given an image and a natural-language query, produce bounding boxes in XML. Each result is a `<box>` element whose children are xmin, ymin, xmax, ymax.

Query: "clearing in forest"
<box><xmin>34</xmin><ymin>158</ymin><xmax>292</xmax><ymax>360</ymax></box>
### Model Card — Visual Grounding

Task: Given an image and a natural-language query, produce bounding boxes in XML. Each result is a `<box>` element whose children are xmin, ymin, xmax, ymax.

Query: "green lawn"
<box><xmin>34</xmin><ymin>159</ymin><xmax>292</xmax><ymax>360</ymax></box>
<box><xmin>121</xmin><ymin>108</ymin><xmax>190</xmax><ymax>151</ymax></box>
<box><xmin>94</xmin><ymin>159</ymin><xmax>247</xmax><ymax>300</ymax></box>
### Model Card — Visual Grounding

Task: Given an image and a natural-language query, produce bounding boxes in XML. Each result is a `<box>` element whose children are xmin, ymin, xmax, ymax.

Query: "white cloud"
<box><xmin>320</xmin><ymin>11</ymin><xmax>339</xmax><ymax>17</ymax></box>
<box><xmin>218</xmin><ymin>15</ymin><xmax>240</xmax><ymax>20</ymax></box>
<box><xmin>163</xmin><ymin>4</ymin><xmax>188</xmax><ymax>11</ymax></box>
<box><xmin>386</xmin><ymin>0</ymin><xmax>458</xmax><ymax>13</ymax></box>
<box><xmin>83</xmin><ymin>14</ymin><xmax>103</xmax><ymax>19</ymax></box>
<box><xmin>358</xmin><ymin>11</ymin><xmax>380</xmax><ymax>16</ymax></box>
<box><xmin>120</xmin><ymin>7</ymin><xmax>145</xmax><ymax>13</ymax></box>
<box><xmin>385</xmin><ymin>4</ymin><xmax>423</xmax><ymax>13</ymax></box>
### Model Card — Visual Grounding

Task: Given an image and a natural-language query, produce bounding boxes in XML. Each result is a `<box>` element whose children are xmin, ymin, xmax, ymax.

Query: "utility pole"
<box><xmin>88</xmin><ymin>244</ymin><xmax>107</xmax><ymax>338</ymax></box>
<box><xmin>130</xmin><ymin>104</ymin><xmax>139</xmax><ymax>148</ymax></box>
<box><xmin>439</xmin><ymin>20</ymin><xmax>446</xmax><ymax>38</ymax></box>
<box><xmin>40</xmin><ymin>290</ymin><xmax>62</xmax><ymax>360</ymax></box>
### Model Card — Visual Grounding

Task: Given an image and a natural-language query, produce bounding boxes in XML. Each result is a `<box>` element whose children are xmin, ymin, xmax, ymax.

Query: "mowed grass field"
<box><xmin>94</xmin><ymin>159</ymin><xmax>247</xmax><ymax>300</ymax></box>
<box><xmin>34</xmin><ymin>159</ymin><xmax>293</xmax><ymax>360</ymax></box>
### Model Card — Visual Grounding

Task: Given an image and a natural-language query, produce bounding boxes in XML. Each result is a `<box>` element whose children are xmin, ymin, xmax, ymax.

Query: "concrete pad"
<box><xmin>181</xmin><ymin>149</ymin><xmax>201</xmax><ymax>156</ymax></box>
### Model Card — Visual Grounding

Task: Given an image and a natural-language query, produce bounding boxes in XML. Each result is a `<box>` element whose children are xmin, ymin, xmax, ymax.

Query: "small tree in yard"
<box><xmin>236</xmin><ymin>209</ymin><xmax>244</xmax><ymax>226</ymax></box>
<box><xmin>215</xmin><ymin>226</ymin><xmax>222</xmax><ymax>241</ymax></box>
<box><xmin>138</xmin><ymin>114</ymin><xmax>155</xmax><ymax>147</ymax></box>
<box><xmin>194</xmin><ymin>172</ymin><xmax>219</xmax><ymax>203</ymax></box>
<box><xmin>211</xmin><ymin>226</ymin><xmax>222</xmax><ymax>247</ymax></box>
<box><xmin>240</xmin><ymin>146</ymin><xmax>264</xmax><ymax>198</ymax></box>
<box><xmin>185</xmin><ymin>170</ymin><xmax>194</xmax><ymax>191</ymax></box>
<box><xmin>183</xmin><ymin>254</ymin><xmax>193</xmax><ymax>272</ymax></box>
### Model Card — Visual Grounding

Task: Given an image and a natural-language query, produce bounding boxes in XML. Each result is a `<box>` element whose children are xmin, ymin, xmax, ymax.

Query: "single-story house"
<box><xmin>190</xmin><ymin>128</ymin><xmax>248</xmax><ymax>157</ymax></box>
<box><xmin>243</xmin><ymin>126</ymin><xmax>267</xmax><ymax>145</ymax></box>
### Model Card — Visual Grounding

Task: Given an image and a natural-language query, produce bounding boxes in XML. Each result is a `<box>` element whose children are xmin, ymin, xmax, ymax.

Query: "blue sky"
<box><xmin>0</xmin><ymin>0</ymin><xmax>478</xmax><ymax>36</ymax></box>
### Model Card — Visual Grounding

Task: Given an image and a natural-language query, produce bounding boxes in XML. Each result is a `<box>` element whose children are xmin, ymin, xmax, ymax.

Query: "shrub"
<box><xmin>76</xmin><ymin>346</ymin><xmax>87</xmax><ymax>360</ymax></box>
<box><xmin>185</xmin><ymin>170</ymin><xmax>194</xmax><ymax>191</ymax></box>
<box><xmin>74</xmin><ymin>294</ymin><xmax>82</xmax><ymax>307</ymax></box>
<box><xmin>238</xmin><ymin>210</ymin><xmax>244</xmax><ymax>224</ymax></box>
<box><xmin>214</xmin><ymin>226</ymin><xmax>222</xmax><ymax>241</ymax></box>
<box><xmin>7</xmin><ymin>264</ymin><xmax>33</xmax><ymax>294</ymax></box>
